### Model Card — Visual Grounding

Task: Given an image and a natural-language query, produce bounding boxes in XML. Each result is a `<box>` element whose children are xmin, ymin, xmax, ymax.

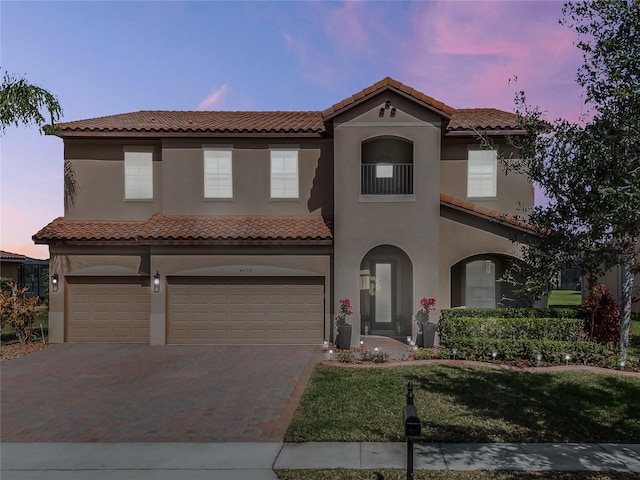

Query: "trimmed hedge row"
<box><xmin>441</xmin><ymin>337</ymin><xmax>610</xmax><ymax>364</ymax></box>
<box><xmin>441</xmin><ymin>307</ymin><xmax>586</xmax><ymax>320</ymax></box>
<box><xmin>438</xmin><ymin>316</ymin><xmax>587</xmax><ymax>344</ymax></box>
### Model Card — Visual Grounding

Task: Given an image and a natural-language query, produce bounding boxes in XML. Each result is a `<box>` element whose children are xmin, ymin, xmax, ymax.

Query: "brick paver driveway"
<box><xmin>1</xmin><ymin>343</ymin><xmax>322</xmax><ymax>442</ymax></box>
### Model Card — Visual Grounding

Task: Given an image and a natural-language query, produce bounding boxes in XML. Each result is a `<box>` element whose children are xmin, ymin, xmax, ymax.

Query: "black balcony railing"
<box><xmin>361</xmin><ymin>163</ymin><xmax>414</xmax><ymax>195</ymax></box>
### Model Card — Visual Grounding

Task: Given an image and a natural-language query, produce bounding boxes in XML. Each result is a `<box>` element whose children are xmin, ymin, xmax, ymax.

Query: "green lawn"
<box><xmin>548</xmin><ymin>289</ymin><xmax>582</xmax><ymax>308</ymax></box>
<box><xmin>285</xmin><ymin>365</ymin><xmax>640</xmax><ymax>443</ymax></box>
<box><xmin>276</xmin><ymin>470</ymin><xmax>637</xmax><ymax>480</ymax></box>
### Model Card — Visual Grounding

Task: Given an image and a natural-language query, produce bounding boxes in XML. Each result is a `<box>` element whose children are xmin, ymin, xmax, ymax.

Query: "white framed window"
<box><xmin>467</xmin><ymin>149</ymin><xmax>497</xmax><ymax>198</ymax></box>
<box><xmin>204</xmin><ymin>150</ymin><xmax>233</xmax><ymax>198</ymax></box>
<box><xmin>124</xmin><ymin>150</ymin><xmax>153</xmax><ymax>200</ymax></box>
<box><xmin>270</xmin><ymin>150</ymin><xmax>299</xmax><ymax>198</ymax></box>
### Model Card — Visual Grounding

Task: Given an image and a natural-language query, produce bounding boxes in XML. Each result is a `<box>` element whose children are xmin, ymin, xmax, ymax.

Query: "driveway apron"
<box><xmin>0</xmin><ymin>343</ymin><xmax>322</xmax><ymax>442</ymax></box>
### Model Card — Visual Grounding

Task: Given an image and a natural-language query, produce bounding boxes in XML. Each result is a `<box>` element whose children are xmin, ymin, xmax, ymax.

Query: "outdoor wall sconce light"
<box><xmin>52</xmin><ymin>273</ymin><xmax>59</xmax><ymax>292</ymax></box>
<box><xmin>390</xmin><ymin>107</ymin><xmax>396</xmax><ymax>117</ymax></box>
<box><xmin>153</xmin><ymin>271</ymin><xmax>160</xmax><ymax>293</ymax></box>
<box><xmin>379</xmin><ymin>107</ymin><xmax>385</xmax><ymax>117</ymax></box>
<box><xmin>385</xmin><ymin>99</ymin><xmax>391</xmax><ymax>109</ymax></box>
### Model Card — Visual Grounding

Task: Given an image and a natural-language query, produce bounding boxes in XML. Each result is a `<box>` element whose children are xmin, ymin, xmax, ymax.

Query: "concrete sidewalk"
<box><xmin>2</xmin><ymin>442</ymin><xmax>639</xmax><ymax>479</ymax></box>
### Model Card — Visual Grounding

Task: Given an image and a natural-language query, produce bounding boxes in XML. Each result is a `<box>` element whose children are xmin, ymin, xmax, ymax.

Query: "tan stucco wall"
<box><xmin>441</xmin><ymin>138</ymin><xmax>534</xmax><ymax>217</ymax></box>
<box><xmin>332</xmin><ymin>92</ymin><xmax>442</xmax><ymax>345</ymax></box>
<box><xmin>438</xmin><ymin>217</ymin><xmax>522</xmax><ymax>309</ymax></box>
<box><xmin>65</xmin><ymin>140</ymin><xmax>163</xmax><ymax>220</ymax></box>
<box><xmin>64</xmin><ymin>138</ymin><xmax>333</xmax><ymax>220</ymax></box>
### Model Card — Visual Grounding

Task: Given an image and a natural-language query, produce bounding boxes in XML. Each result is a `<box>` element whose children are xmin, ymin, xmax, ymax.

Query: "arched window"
<box><xmin>361</xmin><ymin>137</ymin><xmax>413</xmax><ymax>195</ymax></box>
<box><xmin>450</xmin><ymin>255</ymin><xmax>520</xmax><ymax>308</ymax></box>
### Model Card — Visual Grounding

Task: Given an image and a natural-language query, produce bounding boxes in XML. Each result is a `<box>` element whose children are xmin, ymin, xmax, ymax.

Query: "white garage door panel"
<box><xmin>167</xmin><ymin>278</ymin><xmax>324</xmax><ymax>344</ymax></box>
<box><xmin>67</xmin><ymin>280</ymin><xmax>150</xmax><ymax>342</ymax></box>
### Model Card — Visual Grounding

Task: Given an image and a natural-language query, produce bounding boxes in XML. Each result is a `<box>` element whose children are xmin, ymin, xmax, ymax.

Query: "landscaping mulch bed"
<box><xmin>0</xmin><ymin>342</ymin><xmax>49</xmax><ymax>363</ymax></box>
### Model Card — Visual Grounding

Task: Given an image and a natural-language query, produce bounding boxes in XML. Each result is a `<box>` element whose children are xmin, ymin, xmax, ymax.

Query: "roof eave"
<box><xmin>56</xmin><ymin>130</ymin><xmax>326</xmax><ymax>139</ymax></box>
<box><xmin>445</xmin><ymin>129</ymin><xmax>526</xmax><ymax>137</ymax></box>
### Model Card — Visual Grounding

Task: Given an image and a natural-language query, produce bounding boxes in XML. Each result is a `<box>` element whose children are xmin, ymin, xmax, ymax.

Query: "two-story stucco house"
<box><xmin>34</xmin><ymin>77</ymin><xmax>536</xmax><ymax>346</ymax></box>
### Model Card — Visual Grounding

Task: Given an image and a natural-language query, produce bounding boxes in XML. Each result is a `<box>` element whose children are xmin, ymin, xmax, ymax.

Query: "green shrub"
<box><xmin>360</xmin><ymin>350</ymin><xmax>390</xmax><ymax>363</ymax></box>
<box><xmin>441</xmin><ymin>307</ymin><xmax>586</xmax><ymax>320</ymax></box>
<box><xmin>337</xmin><ymin>351</ymin><xmax>356</xmax><ymax>363</ymax></box>
<box><xmin>438</xmin><ymin>316</ymin><xmax>587</xmax><ymax>344</ymax></box>
<box><xmin>443</xmin><ymin>337</ymin><xmax>610</xmax><ymax>364</ymax></box>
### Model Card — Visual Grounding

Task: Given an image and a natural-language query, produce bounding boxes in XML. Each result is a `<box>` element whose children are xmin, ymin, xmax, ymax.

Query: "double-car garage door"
<box><xmin>66</xmin><ymin>276</ymin><xmax>324</xmax><ymax>344</ymax></box>
<box><xmin>167</xmin><ymin>277</ymin><xmax>324</xmax><ymax>344</ymax></box>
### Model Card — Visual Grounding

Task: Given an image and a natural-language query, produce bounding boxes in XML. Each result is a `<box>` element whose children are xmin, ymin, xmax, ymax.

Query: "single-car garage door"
<box><xmin>167</xmin><ymin>277</ymin><xmax>324</xmax><ymax>344</ymax></box>
<box><xmin>66</xmin><ymin>277</ymin><xmax>150</xmax><ymax>342</ymax></box>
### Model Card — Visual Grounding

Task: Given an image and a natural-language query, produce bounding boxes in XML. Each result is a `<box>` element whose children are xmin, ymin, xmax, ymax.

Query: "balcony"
<box><xmin>361</xmin><ymin>163</ymin><xmax>414</xmax><ymax>195</ymax></box>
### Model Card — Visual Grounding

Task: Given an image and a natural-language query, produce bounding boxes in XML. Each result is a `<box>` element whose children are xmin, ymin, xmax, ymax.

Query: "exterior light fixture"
<box><xmin>564</xmin><ymin>354</ymin><xmax>571</xmax><ymax>365</ymax></box>
<box><xmin>620</xmin><ymin>360</ymin><xmax>626</xmax><ymax>370</ymax></box>
<box><xmin>379</xmin><ymin>107</ymin><xmax>385</xmax><ymax>117</ymax></box>
<box><xmin>452</xmin><ymin>348</ymin><xmax>457</xmax><ymax>360</ymax></box>
<box><xmin>374</xmin><ymin>346</ymin><xmax>379</xmax><ymax>353</ymax></box>
<box><xmin>406</xmin><ymin>336</ymin><xmax>411</xmax><ymax>344</ymax></box>
<box><xmin>52</xmin><ymin>273</ymin><xmax>59</xmax><ymax>292</ymax></box>
<box><xmin>153</xmin><ymin>271</ymin><xmax>160</xmax><ymax>293</ymax></box>
<box><xmin>385</xmin><ymin>99</ymin><xmax>391</xmax><ymax>109</ymax></box>
<box><xmin>492</xmin><ymin>351</ymin><xmax>498</xmax><ymax>361</ymax></box>
<box><xmin>390</xmin><ymin>107</ymin><xmax>396</xmax><ymax>117</ymax></box>
<box><xmin>536</xmin><ymin>353</ymin><xmax>542</xmax><ymax>367</ymax></box>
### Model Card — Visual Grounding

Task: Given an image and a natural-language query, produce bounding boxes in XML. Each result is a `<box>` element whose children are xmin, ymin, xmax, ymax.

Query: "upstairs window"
<box><xmin>467</xmin><ymin>149</ymin><xmax>497</xmax><ymax>198</ymax></box>
<box><xmin>124</xmin><ymin>150</ymin><xmax>153</xmax><ymax>200</ymax></box>
<box><xmin>204</xmin><ymin>150</ymin><xmax>233</xmax><ymax>198</ymax></box>
<box><xmin>270</xmin><ymin>150</ymin><xmax>299</xmax><ymax>198</ymax></box>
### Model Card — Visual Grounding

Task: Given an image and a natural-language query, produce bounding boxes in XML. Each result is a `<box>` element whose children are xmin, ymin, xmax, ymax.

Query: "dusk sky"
<box><xmin>1</xmin><ymin>1</ymin><xmax>588</xmax><ymax>260</ymax></box>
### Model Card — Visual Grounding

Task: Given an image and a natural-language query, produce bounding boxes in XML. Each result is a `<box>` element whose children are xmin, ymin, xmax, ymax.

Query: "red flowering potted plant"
<box><xmin>335</xmin><ymin>298</ymin><xmax>353</xmax><ymax>349</ymax></box>
<box><xmin>415</xmin><ymin>297</ymin><xmax>437</xmax><ymax>348</ymax></box>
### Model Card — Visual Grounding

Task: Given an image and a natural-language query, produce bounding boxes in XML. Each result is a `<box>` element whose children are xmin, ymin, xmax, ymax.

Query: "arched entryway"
<box><xmin>450</xmin><ymin>254</ymin><xmax>520</xmax><ymax>308</ymax></box>
<box><xmin>359</xmin><ymin>245</ymin><xmax>413</xmax><ymax>339</ymax></box>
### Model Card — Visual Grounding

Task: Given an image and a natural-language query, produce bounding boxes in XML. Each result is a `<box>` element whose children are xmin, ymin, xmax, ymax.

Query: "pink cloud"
<box><xmin>400</xmin><ymin>1</ymin><xmax>585</xmax><ymax>122</ymax></box>
<box><xmin>197</xmin><ymin>84</ymin><xmax>228</xmax><ymax>110</ymax></box>
<box><xmin>325</xmin><ymin>1</ymin><xmax>374</xmax><ymax>57</ymax></box>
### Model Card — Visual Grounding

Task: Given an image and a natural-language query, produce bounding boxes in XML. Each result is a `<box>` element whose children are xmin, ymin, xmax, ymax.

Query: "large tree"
<box><xmin>508</xmin><ymin>0</ymin><xmax>639</xmax><ymax>361</ymax></box>
<box><xmin>0</xmin><ymin>69</ymin><xmax>77</xmax><ymax>208</ymax></box>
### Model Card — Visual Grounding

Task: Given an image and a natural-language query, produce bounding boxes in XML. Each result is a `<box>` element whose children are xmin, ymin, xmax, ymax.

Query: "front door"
<box><xmin>371</xmin><ymin>261</ymin><xmax>394</xmax><ymax>334</ymax></box>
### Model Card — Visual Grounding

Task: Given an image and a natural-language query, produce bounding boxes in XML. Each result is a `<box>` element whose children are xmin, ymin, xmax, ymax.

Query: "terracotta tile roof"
<box><xmin>447</xmin><ymin>108</ymin><xmax>520</xmax><ymax>132</ymax></box>
<box><xmin>0</xmin><ymin>250</ymin><xmax>27</xmax><ymax>260</ymax></box>
<box><xmin>440</xmin><ymin>194</ymin><xmax>538</xmax><ymax>234</ymax></box>
<box><xmin>53</xmin><ymin>79</ymin><xmax>522</xmax><ymax>138</ymax></box>
<box><xmin>322</xmin><ymin>77</ymin><xmax>455</xmax><ymax>120</ymax></box>
<box><xmin>33</xmin><ymin>214</ymin><xmax>333</xmax><ymax>245</ymax></box>
<box><xmin>57</xmin><ymin>111</ymin><xmax>325</xmax><ymax>137</ymax></box>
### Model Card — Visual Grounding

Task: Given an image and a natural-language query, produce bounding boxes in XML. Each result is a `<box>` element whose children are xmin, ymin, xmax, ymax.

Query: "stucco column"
<box><xmin>333</xmin><ymin>251</ymin><xmax>361</xmax><ymax>348</ymax></box>
<box><xmin>47</xmin><ymin>254</ymin><xmax>65</xmax><ymax>343</ymax></box>
<box><xmin>149</xmin><ymin>260</ymin><xmax>166</xmax><ymax>345</ymax></box>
